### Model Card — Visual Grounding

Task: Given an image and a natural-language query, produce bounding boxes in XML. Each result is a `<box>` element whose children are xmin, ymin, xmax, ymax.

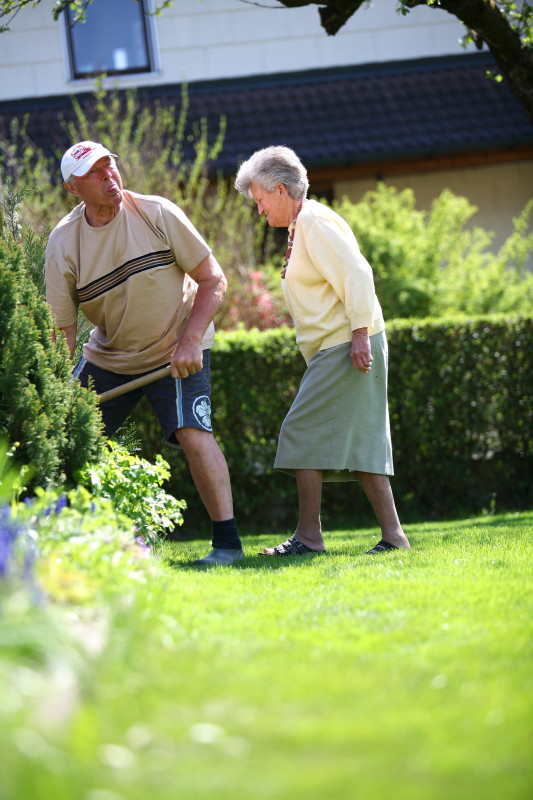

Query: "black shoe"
<box><xmin>365</xmin><ymin>540</ymin><xmax>399</xmax><ymax>554</ymax></box>
<box><xmin>260</xmin><ymin>535</ymin><xmax>326</xmax><ymax>556</ymax></box>
<box><xmin>193</xmin><ymin>548</ymin><xmax>245</xmax><ymax>566</ymax></box>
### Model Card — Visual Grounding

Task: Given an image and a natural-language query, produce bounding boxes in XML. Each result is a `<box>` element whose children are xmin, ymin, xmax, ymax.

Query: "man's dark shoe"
<box><xmin>193</xmin><ymin>548</ymin><xmax>245</xmax><ymax>566</ymax></box>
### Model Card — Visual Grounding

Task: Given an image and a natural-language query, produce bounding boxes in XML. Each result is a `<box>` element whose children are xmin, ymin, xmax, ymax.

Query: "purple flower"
<box><xmin>55</xmin><ymin>494</ymin><xmax>68</xmax><ymax>514</ymax></box>
<box><xmin>41</xmin><ymin>493</ymin><xmax>68</xmax><ymax>517</ymax></box>
<box><xmin>0</xmin><ymin>506</ymin><xmax>20</xmax><ymax>578</ymax></box>
<box><xmin>0</xmin><ymin>507</ymin><xmax>41</xmax><ymax>603</ymax></box>
<box><xmin>135</xmin><ymin>536</ymin><xmax>149</xmax><ymax>551</ymax></box>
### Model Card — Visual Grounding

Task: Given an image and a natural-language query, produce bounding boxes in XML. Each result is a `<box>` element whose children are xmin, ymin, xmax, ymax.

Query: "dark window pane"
<box><xmin>66</xmin><ymin>0</ymin><xmax>153</xmax><ymax>79</ymax></box>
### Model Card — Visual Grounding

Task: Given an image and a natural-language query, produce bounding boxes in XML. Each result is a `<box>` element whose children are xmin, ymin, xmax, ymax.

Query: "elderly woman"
<box><xmin>235</xmin><ymin>145</ymin><xmax>410</xmax><ymax>556</ymax></box>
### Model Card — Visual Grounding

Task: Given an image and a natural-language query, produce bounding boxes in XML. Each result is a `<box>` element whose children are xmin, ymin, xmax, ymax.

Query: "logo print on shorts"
<box><xmin>193</xmin><ymin>396</ymin><xmax>212</xmax><ymax>431</ymax></box>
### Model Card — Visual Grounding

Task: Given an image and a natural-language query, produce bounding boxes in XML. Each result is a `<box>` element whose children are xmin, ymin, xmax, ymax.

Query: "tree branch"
<box><xmin>404</xmin><ymin>0</ymin><xmax>533</xmax><ymax>122</ymax></box>
<box><xmin>319</xmin><ymin>0</ymin><xmax>369</xmax><ymax>35</ymax></box>
<box><xmin>0</xmin><ymin>0</ymin><xmax>42</xmax><ymax>31</ymax></box>
<box><xmin>273</xmin><ymin>1</ymin><xmax>369</xmax><ymax>35</ymax></box>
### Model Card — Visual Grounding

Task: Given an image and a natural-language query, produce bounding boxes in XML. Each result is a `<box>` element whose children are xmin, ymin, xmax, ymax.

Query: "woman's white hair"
<box><xmin>235</xmin><ymin>145</ymin><xmax>309</xmax><ymax>200</ymax></box>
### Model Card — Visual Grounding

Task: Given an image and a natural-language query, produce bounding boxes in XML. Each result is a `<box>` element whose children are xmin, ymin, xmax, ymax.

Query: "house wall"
<box><xmin>1</xmin><ymin>0</ymin><xmax>473</xmax><ymax>102</ymax></box>
<box><xmin>335</xmin><ymin>160</ymin><xmax>533</xmax><ymax>258</ymax></box>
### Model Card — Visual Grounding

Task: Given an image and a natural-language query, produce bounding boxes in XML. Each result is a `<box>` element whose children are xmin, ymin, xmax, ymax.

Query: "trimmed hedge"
<box><xmin>387</xmin><ymin>315</ymin><xmax>531</xmax><ymax>520</ymax></box>
<box><xmin>133</xmin><ymin>316</ymin><xmax>532</xmax><ymax>536</ymax></box>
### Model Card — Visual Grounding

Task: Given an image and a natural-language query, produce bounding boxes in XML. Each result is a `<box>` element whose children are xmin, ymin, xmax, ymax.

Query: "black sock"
<box><xmin>212</xmin><ymin>518</ymin><xmax>241</xmax><ymax>550</ymax></box>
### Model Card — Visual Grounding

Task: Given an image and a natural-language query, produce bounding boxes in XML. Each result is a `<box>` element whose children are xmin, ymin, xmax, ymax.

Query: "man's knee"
<box><xmin>174</xmin><ymin>426</ymin><xmax>214</xmax><ymax>453</ymax></box>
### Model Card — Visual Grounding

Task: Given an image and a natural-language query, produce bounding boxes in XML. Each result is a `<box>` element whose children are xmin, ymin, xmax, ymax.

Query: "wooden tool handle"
<box><xmin>97</xmin><ymin>365</ymin><xmax>171</xmax><ymax>404</ymax></box>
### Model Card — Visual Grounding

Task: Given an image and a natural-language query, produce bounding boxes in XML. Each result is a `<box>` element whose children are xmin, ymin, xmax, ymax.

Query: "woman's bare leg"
<box><xmin>263</xmin><ymin>468</ymin><xmax>326</xmax><ymax>553</ymax></box>
<box><xmin>355</xmin><ymin>472</ymin><xmax>410</xmax><ymax>549</ymax></box>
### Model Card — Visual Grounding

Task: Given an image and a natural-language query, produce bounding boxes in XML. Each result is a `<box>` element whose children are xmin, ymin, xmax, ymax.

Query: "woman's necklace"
<box><xmin>281</xmin><ymin>200</ymin><xmax>305</xmax><ymax>279</ymax></box>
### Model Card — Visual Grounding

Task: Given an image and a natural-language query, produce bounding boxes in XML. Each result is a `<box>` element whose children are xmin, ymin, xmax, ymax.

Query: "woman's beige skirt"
<box><xmin>274</xmin><ymin>331</ymin><xmax>393</xmax><ymax>482</ymax></box>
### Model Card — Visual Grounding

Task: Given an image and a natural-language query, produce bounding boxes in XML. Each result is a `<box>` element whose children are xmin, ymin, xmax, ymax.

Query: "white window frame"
<box><xmin>62</xmin><ymin>0</ymin><xmax>161</xmax><ymax>85</ymax></box>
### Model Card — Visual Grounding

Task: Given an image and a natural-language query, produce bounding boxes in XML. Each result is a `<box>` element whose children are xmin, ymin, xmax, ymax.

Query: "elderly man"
<box><xmin>45</xmin><ymin>140</ymin><xmax>244</xmax><ymax>565</ymax></box>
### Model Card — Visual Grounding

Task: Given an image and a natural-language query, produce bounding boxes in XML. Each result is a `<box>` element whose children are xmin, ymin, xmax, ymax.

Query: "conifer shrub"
<box><xmin>0</xmin><ymin>237</ymin><xmax>104</xmax><ymax>491</ymax></box>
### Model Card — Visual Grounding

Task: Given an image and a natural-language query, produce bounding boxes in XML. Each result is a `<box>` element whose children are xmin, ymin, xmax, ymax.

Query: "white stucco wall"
<box><xmin>1</xmin><ymin>0</ymin><xmax>473</xmax><ymax>101</ymax></box>
<box><xmin>334</xmin><ymin>160</ymin><xmax>533</xmax><ymax>258</ymax></box>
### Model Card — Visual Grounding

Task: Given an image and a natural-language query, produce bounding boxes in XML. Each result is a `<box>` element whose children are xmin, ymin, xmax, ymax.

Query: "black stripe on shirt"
<box><xmin>77</xmin><ymin>250</ymin><xmax>175</xmax><ymax>303</ymax></box>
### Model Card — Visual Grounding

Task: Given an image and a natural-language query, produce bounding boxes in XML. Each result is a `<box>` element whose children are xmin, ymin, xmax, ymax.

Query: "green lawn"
<box><xmin>2</xmin><ymin>511</ymin><xmax>532</xmax><ymax>800</ymax></box>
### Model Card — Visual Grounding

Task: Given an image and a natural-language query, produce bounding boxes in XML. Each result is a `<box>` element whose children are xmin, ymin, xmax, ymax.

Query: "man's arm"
<box><xmin>170</xmin><ymin>253</ymin><xmax>227</xmax><ymax>379</ymax></box>
<box><xmin>57</xmin><ymin>323</ymin><xmax>78</xmax><ymax>359</ymax></box>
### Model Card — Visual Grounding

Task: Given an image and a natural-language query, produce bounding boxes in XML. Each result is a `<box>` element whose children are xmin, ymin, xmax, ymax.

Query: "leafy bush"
<box><xmin>334</xmin><ymin>185</ymin><xmax>533</xmax><ymax>320</ymax></box>
<box><xmin>387</xmin><ymin>314</ymin><xmax>532</xmax><ymax>518</ymax></box>
<box><xmin>1</xmin><ymin>439</ymin><xmax>176</xmax><ymax>602</ymax></box>
<box><xmin>78</xmin><ymin>441</ymin><xmax>186</xmax><ymax>545</ymax></box>
<box><xmin>222</xmin><ymin>268</ymin><xmax>291</xmax><ymax>330</ymax></box>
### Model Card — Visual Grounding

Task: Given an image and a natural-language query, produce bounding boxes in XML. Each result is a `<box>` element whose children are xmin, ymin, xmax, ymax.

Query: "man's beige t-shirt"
<box><xmin>45</xmin><ymin>190</ymin><xmax>214</xmax><ymax>374</ymax></box>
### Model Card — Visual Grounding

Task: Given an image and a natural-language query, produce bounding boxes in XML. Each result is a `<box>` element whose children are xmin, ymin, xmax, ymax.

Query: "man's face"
<box><xmin>66</xmin><ymin>156</ymin><xmax>123</xmax><ymax>211</ymax></box>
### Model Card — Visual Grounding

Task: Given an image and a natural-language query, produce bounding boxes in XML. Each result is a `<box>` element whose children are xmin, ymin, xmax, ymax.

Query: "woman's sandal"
<box><xmin>365</xmin><ymin>539</ymin><xmax>399</xmax><ymax>554</ymax></box>
<box><xmin>260</xmin><ymin>535</ymin><xmax>326</xmax><ymax>556</ymax></box>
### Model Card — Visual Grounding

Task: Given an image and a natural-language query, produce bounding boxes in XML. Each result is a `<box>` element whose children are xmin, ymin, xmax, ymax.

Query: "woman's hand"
<box><xmin>350</xmin><ymin>328</ymin><xmax>373</xmax><ymax>373</ymax></box>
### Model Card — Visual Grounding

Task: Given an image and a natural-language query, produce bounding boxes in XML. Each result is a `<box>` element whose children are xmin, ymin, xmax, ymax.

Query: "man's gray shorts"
<box><xmin>74</xmin><ymin>349</ymin><xmax>213</xmax><ymax>446</ymax></box>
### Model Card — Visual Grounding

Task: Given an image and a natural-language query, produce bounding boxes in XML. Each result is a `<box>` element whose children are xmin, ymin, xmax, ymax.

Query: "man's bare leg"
<box><xmin>176</xmin><ymin>428</ymin><xmax>243</xmax><ymax>563</ymax></box>
<box><xmin>175</xmin><ymin>427</ymin><xmax>233</xmax><ymax>520</ymax></box>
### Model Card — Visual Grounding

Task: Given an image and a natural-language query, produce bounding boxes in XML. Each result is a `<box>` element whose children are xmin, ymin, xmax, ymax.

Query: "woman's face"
<box><xmin>250</xmin><ymin>181</ymin><xmax>294</xmax><ymax>227</ymax></box>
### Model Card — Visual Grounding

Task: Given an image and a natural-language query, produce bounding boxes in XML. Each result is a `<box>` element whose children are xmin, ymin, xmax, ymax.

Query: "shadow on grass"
<box><xmin>163</xmin><ymin>547</ymin><xmax>404</xmax><ymax>571</ymax></box>
<box><xmin>164</xmin><ymin>551</ymin><xmax>332</xmax><ymax>572</ymax></box>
